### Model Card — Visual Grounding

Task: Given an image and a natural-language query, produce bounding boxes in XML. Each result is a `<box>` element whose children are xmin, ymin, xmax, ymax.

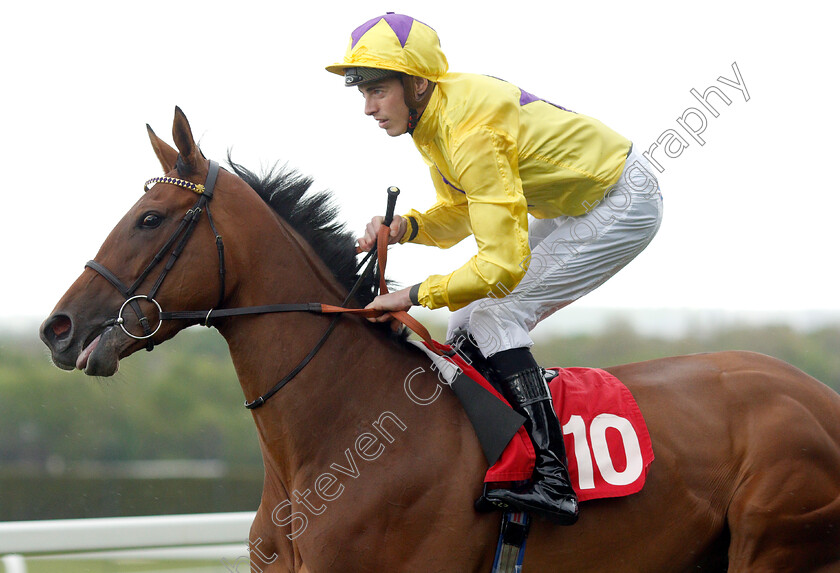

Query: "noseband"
<box><xmin>85</xmin><ymin>160</ymin><xmax>225</xmax><ymax>350</ymax></box>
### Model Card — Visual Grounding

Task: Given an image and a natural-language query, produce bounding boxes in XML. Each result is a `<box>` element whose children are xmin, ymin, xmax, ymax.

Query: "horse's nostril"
<box><xmin>50</xmin><ymin>315</ymin><xmax>72</xmax><ymax>339</ymax></box>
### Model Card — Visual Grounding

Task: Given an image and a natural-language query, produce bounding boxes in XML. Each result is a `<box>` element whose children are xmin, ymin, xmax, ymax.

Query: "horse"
<box><xmin>41</xmin><ymin>108</ymin><xmax>840</xmax><ymax>572</ymax></box>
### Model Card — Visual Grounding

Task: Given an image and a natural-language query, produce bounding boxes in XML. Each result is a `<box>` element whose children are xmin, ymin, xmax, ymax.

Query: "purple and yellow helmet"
<box><xmin>326</xmin><ymin>13</ymin><xmax>449</xmax><ymax>86</ymax></box>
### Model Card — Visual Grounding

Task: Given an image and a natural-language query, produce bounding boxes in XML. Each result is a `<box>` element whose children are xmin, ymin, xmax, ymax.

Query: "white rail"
<box><xmin>0</xmin><ymin>511</ymin><xmax>255</xmax><ymax>572</ymax></box>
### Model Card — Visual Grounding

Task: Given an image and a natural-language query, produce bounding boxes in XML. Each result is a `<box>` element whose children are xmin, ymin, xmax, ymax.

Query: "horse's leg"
<box><xmin>727</xmin><ymin>472</ymin><xmax>840</xmax><ymax>572</ymax></box>
<box><xmin>726</xmin><ymin>396</ymin><xmax>840</xmax><ymax>572</ymax></box>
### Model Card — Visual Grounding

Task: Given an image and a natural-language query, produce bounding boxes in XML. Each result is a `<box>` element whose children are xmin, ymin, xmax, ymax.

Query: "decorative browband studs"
<box><xmin>144</xmin><ymin>176</ymin><xmax>206</xmax><ymax>194</ymax></box>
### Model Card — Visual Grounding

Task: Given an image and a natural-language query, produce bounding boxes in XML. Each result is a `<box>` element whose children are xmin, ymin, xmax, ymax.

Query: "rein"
<box><xmin>85</xmin><ymin>161</ymin><xmax>441</xmax><ymax>410</ymax></box>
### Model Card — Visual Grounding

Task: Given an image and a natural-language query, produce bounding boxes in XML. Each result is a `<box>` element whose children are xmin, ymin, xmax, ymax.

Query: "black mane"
<box><xmin>227</xmin><ymin>156</ymin><xmax>378</xmax><ymax>307</ymax></box>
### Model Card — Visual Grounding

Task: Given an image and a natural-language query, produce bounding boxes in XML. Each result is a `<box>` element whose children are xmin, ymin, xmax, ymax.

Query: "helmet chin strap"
<box><xmin>407</xmin><ymin>108</ymin><xmax>420</xmax><ymax>135</ymax></box>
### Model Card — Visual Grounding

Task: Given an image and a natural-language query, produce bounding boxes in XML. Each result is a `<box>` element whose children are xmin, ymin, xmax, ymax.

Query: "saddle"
<box><xmin>411</xmin><ymin>339</ymin><xmax>655</xmax><ymax>502</ymax></box>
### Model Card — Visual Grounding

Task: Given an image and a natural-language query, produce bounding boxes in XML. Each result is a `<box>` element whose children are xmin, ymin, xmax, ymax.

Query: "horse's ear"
<box><xmin>146</xmin><ymin>124</ymin><xmax>179</xmax><ymax>173</ymax></box>
<box><xmin>171</xmin><ymin>106</ymin><xmax>204</xmax><ymax>173</ymax></box>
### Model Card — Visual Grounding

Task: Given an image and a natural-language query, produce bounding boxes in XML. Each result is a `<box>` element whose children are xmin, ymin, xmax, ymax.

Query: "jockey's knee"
<box><xmin>468</xmin><ymin>303</ymin><xmax>530</xmax><ymax>358</ymax></box>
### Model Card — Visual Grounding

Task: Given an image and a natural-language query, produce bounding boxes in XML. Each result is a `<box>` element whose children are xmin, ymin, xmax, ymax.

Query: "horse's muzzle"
<box><xmin>40</xmin><ymin>311</ymin><xmax>124</xmax><ymax>376</ymax></box>
<box><xmin>40</xmin><ymin>312</ymin><xmax>76</xmax><ymax>368</ymax></box>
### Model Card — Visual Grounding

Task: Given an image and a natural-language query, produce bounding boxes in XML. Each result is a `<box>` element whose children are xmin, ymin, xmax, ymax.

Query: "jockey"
<box><xmin>327</xmin><ymin>13</ymin><xmax>663</xmax><ymax>524</ymax></box>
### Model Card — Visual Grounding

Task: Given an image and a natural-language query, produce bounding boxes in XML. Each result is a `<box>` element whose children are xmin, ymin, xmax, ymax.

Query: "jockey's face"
<box><xmin>359</xmin><ymin>77</ymin><xmax>409</xmax><ymax>137</ymax></box>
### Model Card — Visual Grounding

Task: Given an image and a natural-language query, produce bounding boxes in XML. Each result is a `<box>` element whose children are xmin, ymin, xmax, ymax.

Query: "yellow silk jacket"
<box><xmin>404</xmin><ymin>72</ymin><xmax>632</xmax><ymax>310</ymax></box>
<box><xmin>326</xmin><ymin>14</ymin><xmax>631</xmax><ymax>310</ymax></box>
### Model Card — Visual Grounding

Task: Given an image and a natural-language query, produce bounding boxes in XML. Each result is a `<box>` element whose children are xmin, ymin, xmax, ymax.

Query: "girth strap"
<box><xmin>491</xmin><ymin>512</ymin><xmax>530</xmax><ymax>573</ymax></box>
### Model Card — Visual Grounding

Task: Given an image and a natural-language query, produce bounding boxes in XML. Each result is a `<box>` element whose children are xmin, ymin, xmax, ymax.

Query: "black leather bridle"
<box><xmin>85</xmin><ymin>160</ymin><xmax>225</xmax><ymax>351</ymax></box>
<box><xmin>85</xmin><ymin>159</ymin><xmax>390</xmax><ymax>409</ymax></box>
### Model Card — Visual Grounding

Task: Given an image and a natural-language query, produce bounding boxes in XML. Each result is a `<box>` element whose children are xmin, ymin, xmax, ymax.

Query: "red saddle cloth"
<box><xmin>440</xmin><ymin>348</ymin><xmax>655</xmax><ymax>503</ymax></box>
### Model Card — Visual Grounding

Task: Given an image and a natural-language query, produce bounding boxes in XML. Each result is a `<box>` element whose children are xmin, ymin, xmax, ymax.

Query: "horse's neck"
<box><xmin>223</xmin><ymin>311</ymin><xmax>431</xmax><ymax>484</ymax></box>
<box><xmin>214</xmin><ymin>215</ymin><xmax>433</xmax><ymax>486</ymax></box>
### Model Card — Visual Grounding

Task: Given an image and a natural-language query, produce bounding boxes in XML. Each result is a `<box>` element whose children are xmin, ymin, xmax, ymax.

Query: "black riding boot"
<box><xmin>448</xmin><ymin>329</ymin><xmax>495</xmax><ymax>384</ymax></box>
<box><xmin>482</xmin><ymin>348</ymin><xmax>579</xmax><ymax>525</ymax></box>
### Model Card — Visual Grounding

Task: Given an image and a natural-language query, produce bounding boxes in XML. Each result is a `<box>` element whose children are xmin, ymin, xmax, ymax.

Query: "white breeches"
<box><xmin>447</xmin><ymin>146</ymin><xmax>664</xmax><ymax>357</ymax></box>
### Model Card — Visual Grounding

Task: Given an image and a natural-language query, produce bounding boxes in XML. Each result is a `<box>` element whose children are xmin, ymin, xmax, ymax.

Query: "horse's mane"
<box><xmin>225</xmin><ymin>157</ymin><xmax>378</xmax><ymax>307</ymax></box>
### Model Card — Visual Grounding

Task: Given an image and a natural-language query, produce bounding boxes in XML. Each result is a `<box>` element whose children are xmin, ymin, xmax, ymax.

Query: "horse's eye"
<box><xmin>140</xmin><ymin>212</ymin><xmax>163</xmax><ymax>229</ymax></box>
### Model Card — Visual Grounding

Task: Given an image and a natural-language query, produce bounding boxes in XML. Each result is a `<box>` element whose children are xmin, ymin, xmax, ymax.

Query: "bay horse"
<box><xmin>41</xmin><ymin>108</ymin><xmax>840</xmax><ymax>572</ymax></box>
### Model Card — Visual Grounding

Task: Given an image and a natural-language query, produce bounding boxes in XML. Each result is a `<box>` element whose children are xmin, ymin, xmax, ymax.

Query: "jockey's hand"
<box><xmin>357</xmin><ymin>214</ymin><xmax>407</xmax><ymax>252</ymax></box>
<box><xmin>364</xmin><ymin>287</ymin><xmax>413</xmax><ymax>322</ymax></box>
